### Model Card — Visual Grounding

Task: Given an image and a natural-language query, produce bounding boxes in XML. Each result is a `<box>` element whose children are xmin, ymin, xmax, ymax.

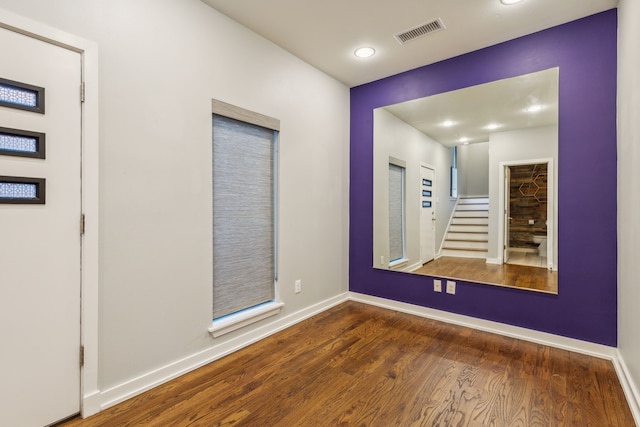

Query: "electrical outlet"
<box><xmin>433</xmin><ymin>279</ymin><xmax>442</xmax><ymax>292</ymax></box>
<box><xmin>529</xmin><ymin>219</ymin><xmax>535</xmax><ymax>225</ymax></box>
<box><xmin>380</xmin><ymin>256</ymin><xmax>384</xmax><ymax>266</ymax></box>
<box><xmin>446</xmin><ymin>280</ymin><xmax>456</xmax><ymax>295</ymax></box>
<box><xmin>294</xmin><ymin>279</ymin><xmax>302</xmax><ymax>294</ymax></box>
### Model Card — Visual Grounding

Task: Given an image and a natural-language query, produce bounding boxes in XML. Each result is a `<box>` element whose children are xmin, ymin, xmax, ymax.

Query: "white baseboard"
<box><xmin>85</xmin><ymin>291</ymin><xmax>639</xmax><ymax>424</ymax></box>
<box><xmin>81</xmin><ymin>390</ymin><xmax>101</xmax><ymax>418</ymax></box>
<box><xmin>613</xmin><ymin>349</ymin><xmax>640</xmax><ymax>426</ymax></box>
<box><xmin>89</xmin><ymin>292</ymin><xmax>349</xmax><ymax>414</ymax></box>
<box><xmin>348</xmin><ymin>292</ymin><xmax>617</xmax><ymax>359</ymax></box>
<box><xmin>404</xmin><ymin>261</ymin><xmax>424</xmax><ymax>273</ymax></box>
<box><xmin>486</xmin><ymin>257</ymin><xmax>501</xmax><ymax>265</ymax></box>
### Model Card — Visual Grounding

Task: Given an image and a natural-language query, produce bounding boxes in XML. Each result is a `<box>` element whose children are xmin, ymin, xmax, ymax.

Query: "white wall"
<box><xmin>618</xmin><ymin>0</ymin><xmax>640</xmax><ymax>413</ymax></box>
<box><xmin>487</xmin><ymin>125</ymin><xmax>558</xmax><ymax>262</ymax></box>
<box><xmin>457</xmin><ymin>142</ymin><xmax>489</xmax><ymax>196</ymax></box>
<box><xmin>0</xmin><ymin>0</ymin><xmax>349</xmax><ymax>403</ymax></box>
<box><xmin>373</xmin><ymin>109</ymin><xmax>455</xmax><ymax>270</ymax></box>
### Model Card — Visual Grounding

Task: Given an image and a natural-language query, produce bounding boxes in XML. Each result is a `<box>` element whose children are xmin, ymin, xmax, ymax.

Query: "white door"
<box><xmin>0</xmin><ymin>26</ymin><xmax>82</xmax><ymax>427</ymax></box>
<box><xmin>420</xmin><ymin>166</ymin><xmax>435</xmax><ymax>264</ymax></box>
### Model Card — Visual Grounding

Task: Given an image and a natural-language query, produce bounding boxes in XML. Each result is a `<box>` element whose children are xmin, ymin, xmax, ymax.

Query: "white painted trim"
<box><xmin>389</xmin><ymin>156</ymin><xmax>407</xmax><ymax>168</ymax></box>
<box><xmin>403</xmin><ymin>261</ymin><xmax>425</xmax><ymax>273</ymax></box>
<box><xmin>97</xmin><ymin>293</ymin><xmax>349</xmax><ymax>411</ymax></box>
<box><xmin>81</xmin><ymin>391</ymin><xmax>101</xmax><ymax>419</ymax></box>
<box><xmin>613</xmin><ymin>349</ymin><xmax>640</xmax><ymax>426</ymax></box>
<box><xmin>80</xmin><ymin>41</ymin><xmax>100</xmax><ymax>418</ymax></box>
<box><xmin>485</xmin><ymin>257</ymin><xmax>501</xmax><ymax>265</ymax></box>
<box><xmin>348</xmin><ymin>292</ymin><xmax>617</xmax><ymax>359</ymax></box>
<box><xmin>389</xmin><ymin>258</ymin><xmax>409</xmax><ymax>269</ymax></box>
<box><xmin>209</xmin><ymin>301</ymin><xmax>285</xmax><ymax>337</ymax></box>
<box><xmin>0</xmin><ymin>8</ymin><xmax>100</xmax><ymax>419</ymax></box>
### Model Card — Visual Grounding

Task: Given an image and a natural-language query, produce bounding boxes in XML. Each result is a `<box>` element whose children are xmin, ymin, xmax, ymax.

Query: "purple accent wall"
<box><xmin>349</xmin><ymin>10</ymin><xmax>618</xmax><ymax>346</ymax></box>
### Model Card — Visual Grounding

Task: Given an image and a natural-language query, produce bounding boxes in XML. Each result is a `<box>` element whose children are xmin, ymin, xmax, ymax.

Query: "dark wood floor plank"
<box><xmin>59</xmin><ymin>302</ymin><xmax>634</xmax><ymax>427</ymax></box>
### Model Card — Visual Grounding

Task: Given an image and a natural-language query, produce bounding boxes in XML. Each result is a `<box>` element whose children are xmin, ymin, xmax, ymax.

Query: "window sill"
<box><xmin>208</xmin><ymin>301</ymin><xmax>284</xmax><ymax>338</ymax></box>
<box><xmin>389</xmin><ymin>258</ymin><xmax>408</xmax><ymax>269</ymax></box>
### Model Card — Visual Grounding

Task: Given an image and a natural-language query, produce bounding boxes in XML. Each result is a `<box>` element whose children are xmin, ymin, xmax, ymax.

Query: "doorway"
<box><xmin>500</xmin><ymin>160</ymin><xmax>554</xmax><ymax>270</ymax></box>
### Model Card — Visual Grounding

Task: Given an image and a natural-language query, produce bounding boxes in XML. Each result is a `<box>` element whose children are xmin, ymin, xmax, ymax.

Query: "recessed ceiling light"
<box><xmin>486</xmin><ymin>123</ymin><xmax>500</xmax><ymax>130</ymax></box>
<box><xmin>459</xmin><ymin>137</ymin><xmax>469</xmax><ymax>143</ymax></box>
<box><xmin>526</xmin><ymin>104</ymin><xmax>543</xmax><ymax>113</ymax></box>
<box><xmin>354</xmin><ymin>47</ymin><xmax>375</xmax><ymax>58</ymax></box>
<box><xmin>501</xmin><ymin>0</ymin><xmax>523</xmax><ymax>4</ymax></box>
<box><xmin>442</xmin><ymin>120</ymin><xmax>456</xmax><ymax>127</ymax></box>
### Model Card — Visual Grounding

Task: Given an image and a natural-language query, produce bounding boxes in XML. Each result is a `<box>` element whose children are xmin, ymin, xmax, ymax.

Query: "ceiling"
<box><xmin>382</xmin><ymin>68</ymin><xmax>559</xmax><ymax>147</ymax></box>
<box><xmin>201</xmin><ymin>0</ymin><xmax>617</xmax><ymax>88</ymax></box>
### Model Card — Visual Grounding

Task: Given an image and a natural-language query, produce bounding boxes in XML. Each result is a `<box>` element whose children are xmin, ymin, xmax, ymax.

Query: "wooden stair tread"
<box><xmin>445</xmin><ymin>238</ymin><xmax>489</xmax><ymax>243</ymax></box>
<box><xmin>448</xmin><ymin>231</ymin><xmax>488</xmax><ymax>234</ymax></box>
<box><xmin>443</xmin><ymin>246</ymin><xmax>488</xmax><ymax>252</ymax></box>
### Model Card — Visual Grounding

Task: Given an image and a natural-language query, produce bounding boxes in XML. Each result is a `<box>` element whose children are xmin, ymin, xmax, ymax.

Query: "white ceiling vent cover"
<box><xmin>394</xmin><ymin>19</ymin><xmax>446</xmax><ymax>44</ymax></box>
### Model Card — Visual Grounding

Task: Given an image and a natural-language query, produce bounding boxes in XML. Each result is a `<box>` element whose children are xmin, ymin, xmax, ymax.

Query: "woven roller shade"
<box><xmin>212</xmin><ymin>114</ymin><xmax>275</xmax><ymax>319</ymax></box>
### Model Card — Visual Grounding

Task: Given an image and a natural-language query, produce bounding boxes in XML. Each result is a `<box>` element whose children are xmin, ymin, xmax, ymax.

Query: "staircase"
<box><xmin>441</xmin><ymin>196</ymin><xmax>489</xmax><ymax>259</ymax></box>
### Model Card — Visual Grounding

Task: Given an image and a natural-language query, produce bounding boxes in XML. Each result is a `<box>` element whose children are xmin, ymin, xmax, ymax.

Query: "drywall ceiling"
<box><xmin>201</xmin><ymin>0</ymin><xmax>617</xmax><ymax>88</ymax></box>
<box><xmin>382</xmin><ymin>68</ymin><xmax>559</xmax><ymax>147</ymax></box>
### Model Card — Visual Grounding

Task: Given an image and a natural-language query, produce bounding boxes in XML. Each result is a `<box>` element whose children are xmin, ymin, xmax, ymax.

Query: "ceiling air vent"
<box><xmin>394</xmin><ymin>19</ymin><xmax>446</xmax><ymax>45</ymax></box>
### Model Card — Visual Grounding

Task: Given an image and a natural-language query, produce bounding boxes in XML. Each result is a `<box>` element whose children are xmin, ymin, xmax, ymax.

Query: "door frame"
<box><xmin>0</xmin><ymin>9</ymin><xmax>100</xmax><ymax>417</ymax></box>
<box><xmin>503</xmin><ymin>166</ymin><xmax>511</xmax><ymax>263</ymax></box>
<box><xmin>498</xmin><ymin>158</ymin><xmax>555</xmax><ymax>270</ymax></box>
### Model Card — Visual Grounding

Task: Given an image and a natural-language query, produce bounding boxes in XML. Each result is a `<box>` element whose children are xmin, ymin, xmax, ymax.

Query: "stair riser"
<box><xmin>441</xmin><ymin>249</ymin><xmax>487</xmax><ymax>259</ymax></box>
<box><xmin>454</xmin><ymin>211</ymin><xmax>489</xmax><ymax>218</ymax></box>
<box><xmin>458</xmin><ymin>197</ymin><xmax>489</xmax><ymax>204</ymax></box>
<box><xmin>456</xmin><ymin>204</ymin><xmax>489</xmax><ymax>211</ymax></box>
<box><xmin>446</xmin><ymin>232</ymin><xmax>488</xmax><ymax>241</ymax></box>
<box><xmin>451</xmin><ymin>218</ymin><xmax>489</xmax><ymax>225</ymax></box>
<box><xmin>449</xmin><ymin>225</ymin><xmax>488</xmax><ymax>233</ymax></box>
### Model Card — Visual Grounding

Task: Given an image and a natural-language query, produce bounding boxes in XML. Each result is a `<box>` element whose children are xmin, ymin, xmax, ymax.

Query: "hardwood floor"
<box><xmin>60</xmin><ymin>302</ymin><xmax>633</xmax><ymax>426</ymax></box>
<box><xmin>506</xmin><ymin>249</ymin><xmax>548</xmax><ymax>268</ymax></box>
<box><xmin>413</xmin><ymin>256</ymin><xmax>558</xmax><ymax>294</ymax></box>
